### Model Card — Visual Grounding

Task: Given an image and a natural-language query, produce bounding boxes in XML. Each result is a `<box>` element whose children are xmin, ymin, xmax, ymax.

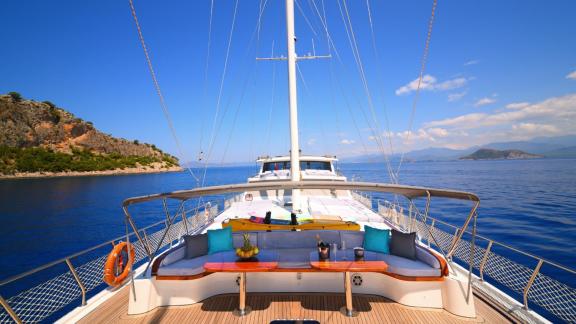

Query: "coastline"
<box><xmin>0</xmin><ymin>165</ymin><xmax>183</xmax><ymax>180</ymax></box>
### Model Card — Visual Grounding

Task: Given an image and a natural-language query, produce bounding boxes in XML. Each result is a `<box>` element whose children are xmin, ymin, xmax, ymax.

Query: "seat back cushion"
<box><xmin>184</xmin><ymin>233</ymin><xmax>208</xmax><ymax>259</ymax></box>
<box><xmin>257</xmin><ymin>230</ymin><xmax>341</xmax><ymax>249</ymax></box>
<box><xmin>207</xmin><ymin>227</ymin><xmax>234</xmax><ymax>254</ymax></box>
<box><xmin>340</xmin><ymin>231</ymin><xmax>364</xmax><ymax>248</ymax></box>
<box><xmin>390</xmin><ymin>229</ymin><xmax>417</xmax><ymax>260</ymax></box>
<box><xmin>415</xmin><ymin>245</ymin><xmax>441</xmax><ymax>268</ymax></box>
<box><xmin>232</xmin><ymin>232</ymin><xmax>258</xmax><ymax>248</ymax></box>
<box><xmin>363</xmin><ymin>225</ymin><xmax>390</xmax><ymax>254</ymax></box>
<box><xmin>161</xmin><ymin>245</ymin><xmax>186</xmax><ymax>266</ymax></box>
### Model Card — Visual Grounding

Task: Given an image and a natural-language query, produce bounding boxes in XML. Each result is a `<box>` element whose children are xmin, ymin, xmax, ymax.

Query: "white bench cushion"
<box><xmin>157</xmin><ymin>255</ymin><xmax>208</xmax><ymax>276</ymax></box>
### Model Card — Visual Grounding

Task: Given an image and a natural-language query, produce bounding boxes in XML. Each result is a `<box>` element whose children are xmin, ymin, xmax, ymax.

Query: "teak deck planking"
<box><xmin>77</xmin><ymin>287</ymin><xmax>512</xmax><ymax>323</ymax></box>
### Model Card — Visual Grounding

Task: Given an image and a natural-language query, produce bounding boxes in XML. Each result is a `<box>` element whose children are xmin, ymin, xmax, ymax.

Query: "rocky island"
<box><xmin>460</xmin><ymin>148</ymin><xmax>543</xmax><ymax>160</ymax></box>
<box><xmin>0</xmin><ymin>92</ymin><xmax>182</xmax><ymax>179</ymax></box>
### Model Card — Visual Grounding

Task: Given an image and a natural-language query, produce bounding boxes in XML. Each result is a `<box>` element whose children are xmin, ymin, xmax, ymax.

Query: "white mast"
<box><xmin>285</xmin><ymin>0</ymin><xmax>301</xmax><ymax>212</ymax></box>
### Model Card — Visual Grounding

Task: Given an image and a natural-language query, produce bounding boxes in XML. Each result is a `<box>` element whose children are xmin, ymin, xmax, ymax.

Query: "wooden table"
<box><xmin>203</xmin><ymin>250</ymin><xmax>278</xmax><ymax>316</ymax></box>
<box><xmin>309</xmin><ymin>250</ymin><xmax>388</xmax><ymax>317</ymax></box>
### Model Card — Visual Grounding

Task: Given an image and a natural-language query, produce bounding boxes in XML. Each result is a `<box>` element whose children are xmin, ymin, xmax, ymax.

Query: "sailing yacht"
<box><xmin>1</xmin><ymin>1</ymin><xmax>575</xmax><ymax>324</ymax></box>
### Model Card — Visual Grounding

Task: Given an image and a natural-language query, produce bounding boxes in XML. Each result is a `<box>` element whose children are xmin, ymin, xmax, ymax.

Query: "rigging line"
<box><xmin>201</xmin><ymin>0</ymin><xmax>240</xmax><ymax>187</ymax></box>
<box><xmin>219</xmin><ymin>69</ymin><xmax>256</xmax><ymax>165</ymax></box>
<box><xmin>395</xmin><ymin>0</ymin><xmax>438</xmax><ymax>181</ymax></box>
<box><xmin>338</xmin><ymin>0</ymin><xmax>397</xmax><ymax>183</ymax></box>
<box><xmin>312</xmin><ymin>0</ymin><xmax>383</xmax><ymax>172</ymax></box>
<box><xmin>330</xmin><ymin>65</ymin><xmax>370</xmax><ymax>156</ymax></box>
<box><xmin>264</xmin><ymin>41</ymin><xmax>277</xmax><ymax>156</ymax></box>
<box><xmin>296</xmin><ymin>63</ymin><xmax>328</xmax><ymax>155</ymax></box>
<box><xmin>198</xmin><ymin>0</ymin><xmax>215</xmax><ymax>156</ymax></box>
<box><xmin>365</xmin><ymin>0</ymin><xmax>397</xmax><ymax>166</ymax></box>
<box><xmin>128</xmin><ymin>0</ymin><xmax>199</xmax><ymax>182</ymax></box>
<box><xmin>312</xmin><ymin>0</ymin><xmax>388</xmax><ymax>163</ymax></box>
<box><xmin>202</xmin><ymin>2</ymin><xmax>269</xmax><ymax>181</ymax></box>
<box><xmin>257</xmin><ymin>0</ymin><xmax>270</xmax><ymax>42</ymax></box>
<box><xmin>295</xmin><ymin>0</ymin><xmax>319</xmax><ymax>37</ymax></box>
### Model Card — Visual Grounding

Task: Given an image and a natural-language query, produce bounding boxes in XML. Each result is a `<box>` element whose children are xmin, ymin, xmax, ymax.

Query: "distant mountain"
<box><xmin>541</xmin><ymin>146</ymin><xmax>576</xmax><ymax>158</ymax></box>
<box><xmin>460</xmin><ymin>149</ymin><xmax>543</xmax><ymax>160</ymax></box>
<box><xmin>342</xmin><ymin>135</ymin><xmax>576</xmax><ymax>162</ymax></box>
<box><xmin>0</xmin><ymin>92</ymin><xmax>180</xmax><ymax>176</ymax></box>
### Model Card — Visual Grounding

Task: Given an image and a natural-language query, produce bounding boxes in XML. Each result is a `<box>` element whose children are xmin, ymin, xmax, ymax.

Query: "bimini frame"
<box><xmin>121</xmin><ymin>181</ymin><xmax>480</xmax><ymax>278</ymax></box>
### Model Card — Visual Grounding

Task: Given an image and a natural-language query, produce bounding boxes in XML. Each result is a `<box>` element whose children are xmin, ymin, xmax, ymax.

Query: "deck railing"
<box><xmin>0</xmin><ymin>202</ymin><xmax>220</xmax><ymax>324</ymax></box>
<box><xmin>373</xmin><ymin>199</ymin><xmax>576</xmax><ymax>323</ymax></box>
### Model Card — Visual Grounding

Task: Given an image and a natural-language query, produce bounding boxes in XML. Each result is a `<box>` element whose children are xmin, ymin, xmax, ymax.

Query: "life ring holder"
<box><xmin>103</xmin><ymin>241</ymin><xmax>135</xmax><ymax>287</ymax></box>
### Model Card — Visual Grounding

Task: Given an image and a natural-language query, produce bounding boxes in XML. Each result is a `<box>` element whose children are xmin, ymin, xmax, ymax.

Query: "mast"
<box><xmin>285</xmin><ymin>0</ymin><xmax>301</xmax><ymax>211</ymax></box>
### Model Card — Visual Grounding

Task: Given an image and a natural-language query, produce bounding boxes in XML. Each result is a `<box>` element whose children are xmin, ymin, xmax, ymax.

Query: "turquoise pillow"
<box><xmin>207</xmin><ymin>227</ymin><xmax>234</xmax><ymax>254</ymax></box>
<box><xmin>363</xmin><ymin>225</ymin><xmax>390</xmax><ymax>254</ymax></box>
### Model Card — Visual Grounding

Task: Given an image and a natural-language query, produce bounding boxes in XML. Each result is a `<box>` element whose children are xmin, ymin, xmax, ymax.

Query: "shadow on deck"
<box><xmin>78</xmin><ymin>287</ymin><xmax>512</xmax><ymax>323</ymax></box>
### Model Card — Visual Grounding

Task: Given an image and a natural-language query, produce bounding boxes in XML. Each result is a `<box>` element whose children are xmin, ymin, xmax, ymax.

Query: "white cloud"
<box><xmin>567</xmin><ymin>70</ymin><xmax>576</xmax><ymax>80</ymax></box>
<box><xmin>340</xmin><ymin>139</ymin><xmax>355</xmax><ymax>145</ymax></box>
<box><xmin>448</xmin><ymin>92</ymin><xmax>466</xmax><ymax>102</ymax></box>
<box><xmin>342</xmin><ymin>93</ymin><xmax>576</xmax><ymax>157</ymax></box>
<box><xmin>306</xmin><ymin>138</ymin><xmax>316</xmax><ymax>146</ymax></box>
<box><xmin>426</xmin><ymin>127</ymin><xmax>449</xmax><ymax>138</ymax></box>
<box><xmin>395</xmin><ymin>75</ymin><xmax>467</xmax><ymax>96</ymax></box>
<box><xmin>424</xmin><ymin>93</ymin><xmax>576</xmax><ymax>136</ymax></box>
<box><xmin>464</xmin><ymin>60</ymin><xmax>479</xmax><ymax>66</ymax></box>
<box><xmin>511</xmin><ymin>123</ymin><xmax>559</xmax><ymax>135</ymax></box>
<box><xmin>506</xmin><ymin>102</ymin><xmax>530</xmax><ymax>109</ymax></box>
<box><xmin>474</xmin><ymin>97</ymin><xmax>496</xmax><ymax>107</ymax></box>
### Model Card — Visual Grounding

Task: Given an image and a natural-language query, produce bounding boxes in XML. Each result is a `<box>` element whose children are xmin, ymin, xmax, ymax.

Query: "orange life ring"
<box><xmin>103</xmin><ymin>241</ymin><xmax>136</xmax><ymax>287</ymax></box>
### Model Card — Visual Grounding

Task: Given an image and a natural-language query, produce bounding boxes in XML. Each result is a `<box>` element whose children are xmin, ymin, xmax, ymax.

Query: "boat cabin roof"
<box><xmin>256</xmin><ymin>155</ymin><xmax>337</xmax><ymax>163</ymax></box>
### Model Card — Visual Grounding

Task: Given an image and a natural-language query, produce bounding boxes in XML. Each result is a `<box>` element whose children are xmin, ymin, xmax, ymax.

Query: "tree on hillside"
<box><xmin>8</xmin><ymin>92</ymin><xmax>22</xmax><ymax>102</ymax></box>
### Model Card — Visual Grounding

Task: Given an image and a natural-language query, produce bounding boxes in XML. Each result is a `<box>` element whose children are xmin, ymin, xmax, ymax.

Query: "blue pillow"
<box><xmin>363</xmin><ymin>225</ymin><xmax>390</xmax><ymax>254</ymax></box>
<box><xmin>207</xmin><ymin>227</ymin><xmax>234</xmax><ymax>254</ymax></box>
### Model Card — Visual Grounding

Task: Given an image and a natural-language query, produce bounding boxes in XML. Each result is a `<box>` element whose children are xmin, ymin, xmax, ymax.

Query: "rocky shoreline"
<box><xmin>0</xmin><ymin>165</ymin><xmax>183</xmax><ymax>180</ymax></box>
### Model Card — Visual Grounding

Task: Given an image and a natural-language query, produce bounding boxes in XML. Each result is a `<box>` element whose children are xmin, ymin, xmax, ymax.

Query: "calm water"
<box><xmin>0</xmin><ymin>159</ymin><xmax>575</xmax><ymax>284</ymax></box>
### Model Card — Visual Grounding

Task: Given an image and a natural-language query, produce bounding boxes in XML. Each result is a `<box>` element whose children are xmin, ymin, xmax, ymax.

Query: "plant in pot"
<box><xmin>236</xmin><ymin>233</ymin><xmax>259</xmax><ymax>260</ymax></box>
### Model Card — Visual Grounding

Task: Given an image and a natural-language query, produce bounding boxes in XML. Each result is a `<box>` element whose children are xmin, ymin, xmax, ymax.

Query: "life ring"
<box><xmin>103</xmin><ymin>241</ymin><xmax>135</xmax><ymax>287</ymax></box>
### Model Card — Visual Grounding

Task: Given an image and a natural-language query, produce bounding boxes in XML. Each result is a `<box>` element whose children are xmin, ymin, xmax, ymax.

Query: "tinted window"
<box><xmin>262</xmin><ymin>161</ymin><xmax>331</xmax><ymax>172</ymax></box>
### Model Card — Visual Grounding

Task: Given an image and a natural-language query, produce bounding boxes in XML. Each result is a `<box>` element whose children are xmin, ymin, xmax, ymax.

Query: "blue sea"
<box><xmin>0</xmin><ymin>159</ymin><xmax>575</xmax><ymax>317</ymax></box>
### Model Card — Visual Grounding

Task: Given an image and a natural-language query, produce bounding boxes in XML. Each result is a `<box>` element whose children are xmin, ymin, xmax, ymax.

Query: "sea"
<box><xmin>0</xmin><ymin>159</ymin><xmax>575</xmax><ymax>320</ymax></box>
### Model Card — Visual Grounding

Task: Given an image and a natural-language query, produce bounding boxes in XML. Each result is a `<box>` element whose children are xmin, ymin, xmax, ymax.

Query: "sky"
<box><xmin>1</xmin><ymin>0</ymin><xmax>575</xmax><ymax>163</ymax></box>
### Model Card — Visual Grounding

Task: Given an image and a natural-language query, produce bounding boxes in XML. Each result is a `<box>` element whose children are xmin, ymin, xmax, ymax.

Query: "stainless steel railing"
<box><xmin>372</xmin><ymin>198</ymin><xmax>576</xmax><ymax>323</ymax></box>
<box><xmin>0</xmin><ymin>201</ymin><xmax>220</xmax><ymax>324</ymax></box>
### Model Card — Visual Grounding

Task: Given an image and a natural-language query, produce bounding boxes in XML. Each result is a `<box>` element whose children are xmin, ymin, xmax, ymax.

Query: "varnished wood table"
<box><xmin>309</xmin><ymin>250</ymin><xmax>388</xmax><ymax>317</ymax></box>
<box><xmin>204</xmin><ymin>250</ymin><xmax>278</xmax><ymax>316</ymax></box>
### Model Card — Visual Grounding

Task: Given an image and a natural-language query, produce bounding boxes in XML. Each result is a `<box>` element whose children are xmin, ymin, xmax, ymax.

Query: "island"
<box><xmin>0</xmin><ymin>92</ymin><xmax>182</xmax><ymax>179</ymax></box>
<box><xmin>460</xmin><ymin>148</ymin><xmax>543</xmax><ymax>160</ymax></box>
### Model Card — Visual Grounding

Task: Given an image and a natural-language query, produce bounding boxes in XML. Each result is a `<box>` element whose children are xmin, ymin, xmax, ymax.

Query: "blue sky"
<box><xmin>1</xmin><ymin>0</ymin><xmax>575</xmax><ymax>163</ymax></box>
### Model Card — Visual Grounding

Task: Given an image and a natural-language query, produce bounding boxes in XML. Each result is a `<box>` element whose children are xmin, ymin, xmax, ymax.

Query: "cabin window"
<box><xmin>262</xmin><ymin>161</ymin><xmax>331</xmax><ymax>172</ymax></box>
<box><xmin>300</xmin><ymin>161</ymin><xmax>331</xmax><ymax>171</ymax></box>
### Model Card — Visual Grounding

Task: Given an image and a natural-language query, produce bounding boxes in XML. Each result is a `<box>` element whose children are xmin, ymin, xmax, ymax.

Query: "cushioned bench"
<box><xmin>153</xmin><ymin>230</ymin><xmax>446</xmax><ymax>279</ymax></box>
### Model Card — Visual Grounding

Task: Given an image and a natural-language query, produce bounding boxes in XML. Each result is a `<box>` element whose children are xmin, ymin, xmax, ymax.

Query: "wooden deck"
<box><xmin>78</xmin><ymin>287</ymin><xmax>512</xmax><ymax>323</ymax></box>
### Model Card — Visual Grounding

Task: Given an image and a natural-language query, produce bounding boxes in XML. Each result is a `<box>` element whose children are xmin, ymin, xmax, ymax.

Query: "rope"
<box><xmin>395</xmin><ymin>0</ymin><xmax>438</xmax><ymax>181</ymax></box>
<box><xmin>198</xmin><ymin>0</ymin><xmax>216</xmax><ymax>159</ymax></box>
<box><xmin>338</xmin><ymin>0</ymin><xmax>397</xmax><ymax>183</ymax></box>
<box><xmin>201</xmin><ymin>0</ymin><xmax>240</xmax><ymax>187</ymax></box>
<box><xmin>128</xmin><ymin>0</ymin><xmax>199</xmax><ymax>182</ymax></box>
<box><xmin>365</xmin><ymin>0</ymin><xmax>397</xmax><ymax>175</ymax></box>
<box><xmin>295</xmin><ymin>0</ymin><xmax>319</xmax><ymax>37</ymax></box>
<box><xmin>264</xmin><ymin>41</ymin><xmax>277</xmax><ymax>156</ymax></box>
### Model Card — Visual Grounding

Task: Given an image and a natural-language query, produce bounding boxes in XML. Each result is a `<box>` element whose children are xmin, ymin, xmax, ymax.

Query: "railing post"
<box><xmin>0</xmin><ymin>295</ymin><xmax>22</xmax><ymax>324</ymax></box>
<box><xmin>479</xmin><ymin>240</ymin><xmax>493</xmax><ymax>281</ymax></box>
<box><xmin>523</xmin><ymin>259</ymin><xmax>544</xmax><ymax>310</ymax></box>
<box><xmin>427</xmin><ymin>219</ymin><xmax>435</xmax><ymax>248</ymax></box>
<box><xmin>65</xmin><ymin>259</ymin><xmax>87</xmax><ymax>306</ymax></box>
<box><xmin>141</xmin><ymin>229</ymin><xmax>152</xmax><ymax>259</ymax></box>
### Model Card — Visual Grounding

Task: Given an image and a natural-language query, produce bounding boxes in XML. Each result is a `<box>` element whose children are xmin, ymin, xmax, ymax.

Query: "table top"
<box><xmin>203</xmin><ymin>250</ymin><xmax>279</xmax><ymax>272</ymax></box>
<box><xmin>309</xmin><ymin>250</ymin><xmax>388</xmax><ymax>272</ymax></box>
